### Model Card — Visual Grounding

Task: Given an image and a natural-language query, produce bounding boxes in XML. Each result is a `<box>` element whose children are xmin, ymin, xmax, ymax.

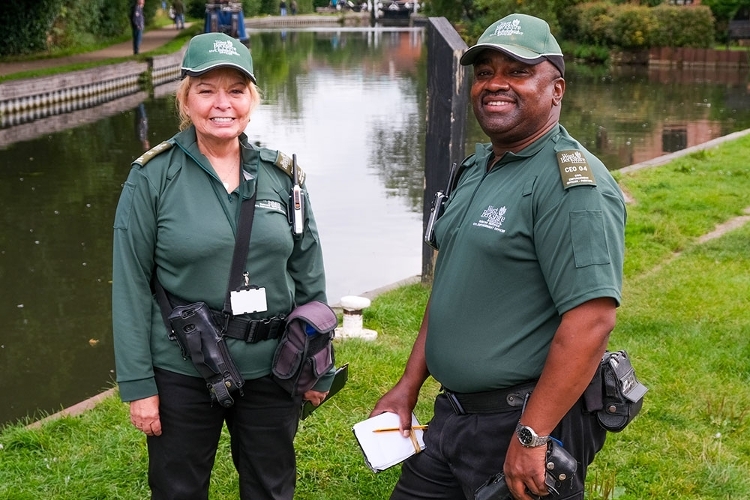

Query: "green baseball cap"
<box><xmin>181</xmin><ymin>33</ymin><xmax>256</xmax><ymax>83</ymax></box>
<box><xmin>460</xmin><ymin>14</ymin><xmax>565</xmax><ymax>76</ymax></box>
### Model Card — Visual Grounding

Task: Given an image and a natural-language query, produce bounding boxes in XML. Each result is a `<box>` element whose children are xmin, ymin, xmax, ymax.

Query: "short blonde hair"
<box><xmin>175</xmin><ymin>71</ymin><xmax>261</xmax><ymax>131</ymax></box>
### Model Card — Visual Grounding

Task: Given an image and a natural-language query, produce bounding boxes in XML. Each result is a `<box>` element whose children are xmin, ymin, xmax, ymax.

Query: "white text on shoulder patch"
<box><xmin>556</xmin><ymin>150</ymin><xmax>597</xmax><ymax>189</ymax></box>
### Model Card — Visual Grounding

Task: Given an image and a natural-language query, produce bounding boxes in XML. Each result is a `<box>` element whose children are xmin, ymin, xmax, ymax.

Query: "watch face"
<box><xmin>518</xmin><ymin>427</ymin><xmax>534</xmax><ymax>445</ymax></box>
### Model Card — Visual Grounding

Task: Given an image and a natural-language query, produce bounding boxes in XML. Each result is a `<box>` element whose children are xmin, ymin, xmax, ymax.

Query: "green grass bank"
<box><xmin>1</xmin><ymin>134</ymin><xmax>749</xmax><ymax>499</ymax></box>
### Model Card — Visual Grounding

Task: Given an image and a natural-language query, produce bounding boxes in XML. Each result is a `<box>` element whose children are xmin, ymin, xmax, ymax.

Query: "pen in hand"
<box><xmin>372</xmin><ymin>425</ymin><xmax>429</xmax><ymax>433</ymax></box>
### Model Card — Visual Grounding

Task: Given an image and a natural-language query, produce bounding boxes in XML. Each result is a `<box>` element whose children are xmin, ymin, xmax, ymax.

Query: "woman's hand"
<box><xmin>130</xmin><ymin>395</ymin><xmax>162</xmax><ymax>436</ymax></box>
<box><xmin>303</xmin><ymin>389</ymin><xmax>329</xmax><ymax>407</ymax></box>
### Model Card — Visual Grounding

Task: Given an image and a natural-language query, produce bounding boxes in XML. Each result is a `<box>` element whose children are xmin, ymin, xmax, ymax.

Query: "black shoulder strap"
<box><xmin>222</xmin><ymin>192</ymin><xmax>257</xmax><ymax>317</ymax></box>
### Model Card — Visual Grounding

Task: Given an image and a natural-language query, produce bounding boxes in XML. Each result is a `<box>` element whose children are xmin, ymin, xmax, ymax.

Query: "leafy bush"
<box><xmin>562</xmin><ymin>41</ymin><xmax>611</xmax><ymax>63</ymax></box>
<box><xmin>573</xmin><ymin>2</ymin><xmax>715</xmax><ymax>49</ymax></box>
<box><xmin>651</xmin><ymin>4</ymin><xmax>715</xmax><ymax>48</ymax></box>
<box><xmin>576</xmin><ymin>2</ymin><xmax>615</xmax><ymax>46</ymax></box>
<box><xmin>607</xmin><ymin>4</ymin><xmax>657</xmax><ymax>49</ymax></box>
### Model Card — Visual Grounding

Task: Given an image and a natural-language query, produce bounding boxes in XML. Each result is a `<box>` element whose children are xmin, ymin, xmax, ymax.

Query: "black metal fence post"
<box><xmin>422</xmin><ymin>17</ymin><xmax>469</xmax><ymax>282</ymax></box>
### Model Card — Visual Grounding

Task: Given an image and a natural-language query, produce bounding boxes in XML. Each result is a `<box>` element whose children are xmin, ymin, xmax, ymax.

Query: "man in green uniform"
<box><xmin>371</xmin><ymin>13</ymin><xmax>626</xmax><ymax>500</ymax></box>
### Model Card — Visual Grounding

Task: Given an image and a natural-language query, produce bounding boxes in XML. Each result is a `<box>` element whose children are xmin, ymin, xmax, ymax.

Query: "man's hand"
<box><xmin>370</xmin><ymin>301</ymin><xmax>432</xmax><ymax>437</ymax></box>
<box><xmin>370</xmin><ymin>381</ymin><xmax>421</xmax><ymax>438</ymax></box>
<box><xmin>130</xmin><ymin>395</ymin><xmax>162</xmax><ymax>436</ymax></box>
<box><xmin>503</xmin><ymin>439</ymin><xmax>549</xmax><ymax>499</ymax></box>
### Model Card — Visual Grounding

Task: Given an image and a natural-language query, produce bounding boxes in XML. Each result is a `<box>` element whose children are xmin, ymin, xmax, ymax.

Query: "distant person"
<box><xmin>112</xmin><ymin>32</ymin><xmax>334</xmax><ymax>500</ymax></box>
<box><xmin>131</xmin><ymin>0</ymin><xmax>145</xmax><ymax>55</ymax></box>
<box><xmin>291</xmin><ymin>0</ymin><xmax>297</xmax><ymax>15</ymax></box>
<box><xmin>280</xmin><ymin>0</ymin><xmax>287</xmax><ymax>16</ymax></box>
<box><xmin>172</xmin><ymin>0</ymin><xmax>184</xmax><ymax>29</ymax></box>
<box><xmin>135</xmin><ymin>102</ymin><xmax>149</xmax><ymax>151</ymax></box>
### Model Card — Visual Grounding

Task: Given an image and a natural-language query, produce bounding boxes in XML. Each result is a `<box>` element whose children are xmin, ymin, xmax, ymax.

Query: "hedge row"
<box><xmin>0</xmin><ymin>0</ymin><xmax>318</xmax><ymax>58</ymax></box>
<box><xmin>570</xmin><ymin>2</ymin><xmax>715</xmax><ymax>49</ymax></box>
<box><xmin>0</xmin><ymin>0</ymin><xmax>156</xmax><ymax>57</ymax></box>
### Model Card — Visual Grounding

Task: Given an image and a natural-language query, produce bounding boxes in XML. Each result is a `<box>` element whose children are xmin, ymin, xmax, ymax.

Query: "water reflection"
<box><xmin>244</xmin><ymin>28</ymin><xmax>427</xmax><ymax>304</ymax></box>
<box><xmin>1</xmin><ymin>28</ymin><xmax>749</xmax><ymax>426</ymax></box>
<box><xmin>135</xmin><ymin>102</ymin><xmax>150</xmax><ymax>151</ymax></box>
<box><xmin>559</xmin><ymin>64</ymin><xmax>750</xmax><ymax>169</ymax></box>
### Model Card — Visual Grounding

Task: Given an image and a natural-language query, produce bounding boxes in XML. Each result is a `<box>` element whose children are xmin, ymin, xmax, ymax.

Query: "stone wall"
<box><xmin>0</xmin><ymin>51</ymin><xmax>184</xmax><ymax>128</ymax></box>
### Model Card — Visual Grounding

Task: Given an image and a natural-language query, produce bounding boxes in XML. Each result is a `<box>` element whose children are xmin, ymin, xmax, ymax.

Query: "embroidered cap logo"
<box><xmin>493</xmin><ymin>19</ymin><xmax>523</xmax><ymax>37</ymax></box>
<box><xmin>210</xmin><ymin>40</ymin><xmax>240</xmax><ymax>57</ymax></box>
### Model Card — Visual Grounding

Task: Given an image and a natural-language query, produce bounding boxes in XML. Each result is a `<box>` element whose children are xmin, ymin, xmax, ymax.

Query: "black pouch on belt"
<box><xmin>168</xmin><ymin>302</ymin><xmax>245</xmax><ymax>408</ymax></box>
<box><xmin>584</xmin><ymin>350</ymin><xmax>648</xmax><ymax>432</ymax></box>
<box><xmin>271</xmin><ymin>300</ymin><xmax>337</xmax><ymax>397</ymax></box>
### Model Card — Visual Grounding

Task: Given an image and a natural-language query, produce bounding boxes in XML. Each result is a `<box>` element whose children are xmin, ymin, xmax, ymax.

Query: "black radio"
<box><xmin>424</xmin><ymin>162</ymin><xmax>461</xmax><ymax>249</ymax></box>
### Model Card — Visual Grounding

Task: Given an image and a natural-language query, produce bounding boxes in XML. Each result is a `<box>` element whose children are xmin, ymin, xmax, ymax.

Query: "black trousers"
<box><xmin>390</xmin><ymin>394</ymin><xmax>606</xmax><ymax>500</ymax></box>
<box><xmin>148</xmin><ymin>369</ymin><xmax>301</xmax><ymax>500</ymax></box>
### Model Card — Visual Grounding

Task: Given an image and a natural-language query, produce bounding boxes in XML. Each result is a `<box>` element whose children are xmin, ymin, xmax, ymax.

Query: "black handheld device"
<box><xmin>474</xmin><ymin>439</ymin><xmax>577</xmax><ymax>500</ymax></box>
<box><xmin>425</xmin><ymin>162</ymin><xmax>459</xmax><ymax>249</ymax></box>
<box><xmin>290</xmin><ymin>153</ymin><xmax>305</xmax><ymax>236</ymax></box>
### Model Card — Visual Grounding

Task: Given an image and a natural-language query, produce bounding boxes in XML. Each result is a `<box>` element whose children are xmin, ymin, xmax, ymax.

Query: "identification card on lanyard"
<box><xmin>231</xmin><ymin>286</ymin><xmax>268</xmax><ymax>314</ymax></box>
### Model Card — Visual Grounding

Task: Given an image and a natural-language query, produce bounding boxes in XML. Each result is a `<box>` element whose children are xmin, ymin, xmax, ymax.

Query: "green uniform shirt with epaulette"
<box><xmin>427</xmin><ymin>125</ymin><xmax>626</xmax><ymax>393</ymax></box>
<box><xmin>112</xmin><ymin>126</ymin><xmax>328</xmax><ymax>402</ymax></box>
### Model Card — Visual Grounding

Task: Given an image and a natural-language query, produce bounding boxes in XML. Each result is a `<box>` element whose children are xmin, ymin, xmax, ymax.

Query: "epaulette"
<box><xmin>134</xmin><ymin>140</ymin><xmax>173</xmax><ymax>167</ymax></box>
<box><xmin>555</xmin><ymin>149</ymin><xmax>597</xmax><ymax>190</ymax></box>
<box><xmin>260</xmin><ymin>148</ymin><xmax>306</xmax><ymax>185</ymax></box>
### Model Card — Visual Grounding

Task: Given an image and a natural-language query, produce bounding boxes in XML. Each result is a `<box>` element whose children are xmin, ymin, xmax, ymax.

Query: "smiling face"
<box><xmin>470</xmin><ymin>50</ymin><xmax>565</xmax><ymax>155</ymax></box>
<box><xmin>183</xmin><ymin>67</ymin><xmax>256</xmax><ymax>149</ymax></box>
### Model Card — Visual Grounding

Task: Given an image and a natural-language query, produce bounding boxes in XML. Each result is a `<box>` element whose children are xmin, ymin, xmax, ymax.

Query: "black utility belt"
<box><xmin>441</xmin><ymin>381</ymin><xmax>536</xmax><ymax>415</ymax></box>
<box><xmin>210</xmin><ymin>311</ymin><xmax>287</xmax><ymax>343</ymax></box>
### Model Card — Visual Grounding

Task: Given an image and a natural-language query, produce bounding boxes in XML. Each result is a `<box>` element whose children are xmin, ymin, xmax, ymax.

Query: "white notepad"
<box><xmin>352</xmin><ymin>412</ymin><xmax>426</xmax><ymax>473</ymax></box>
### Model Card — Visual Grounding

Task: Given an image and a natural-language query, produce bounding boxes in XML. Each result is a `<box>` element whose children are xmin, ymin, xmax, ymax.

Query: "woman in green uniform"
<box><xmin>112</xmin><ymin>33</ymin><xmax>331</xmax><ymax>500</ymax></box>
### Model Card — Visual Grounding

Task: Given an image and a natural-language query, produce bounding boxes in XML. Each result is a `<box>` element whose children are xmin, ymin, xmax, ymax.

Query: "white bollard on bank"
<box><xmin>336</xmin><ymin>295</ymin><xmax>377</xmax><ymax>341</ymax></box>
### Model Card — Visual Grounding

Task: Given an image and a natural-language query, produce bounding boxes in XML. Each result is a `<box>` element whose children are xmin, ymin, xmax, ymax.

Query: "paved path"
<box><xmin>0</xmin><ymin>24</ymin><xmax>190</xmax><ymax>77</ymax></box>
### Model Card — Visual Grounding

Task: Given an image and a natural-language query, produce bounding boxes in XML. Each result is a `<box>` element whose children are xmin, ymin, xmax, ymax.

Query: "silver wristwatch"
<box><xmin>515</xmin><ymin>423</ymin><xmax>550</xmax><ymax>448</ymax></box>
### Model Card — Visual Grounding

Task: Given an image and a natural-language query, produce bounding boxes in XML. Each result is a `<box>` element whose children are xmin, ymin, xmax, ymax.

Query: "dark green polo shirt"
<box><xmin>426</xmin><ymin>125</ymin><xmax>626</xmax><ymax>393</ymax></box>
<box><xmin>112</xmin><ymin>127</ymin><xmax>327</xmax><ymax>401</ymax></box>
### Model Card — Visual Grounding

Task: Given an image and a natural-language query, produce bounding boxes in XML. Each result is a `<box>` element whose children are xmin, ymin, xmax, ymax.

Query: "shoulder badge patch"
<box><xmin>134</xmin><ymin>140</ymin><xmax>173</xmax><ymax>167</ymax></box>
<box><xmin>270</xmin><ymin>150</ymin><xmax>306</xmax><ymax>185</ymax></box>
<box><xmin>556</xmin><ymin>150</ymin><xmax>597</xmax><ymax>189</ymax></box>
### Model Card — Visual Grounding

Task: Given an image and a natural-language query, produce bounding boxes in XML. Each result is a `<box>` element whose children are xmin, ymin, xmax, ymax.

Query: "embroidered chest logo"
<box><xmin>257</xmin><ymin>199</ymin><xmax>286</xmax><ymax>215</ymax></box>
<box><xmin>473</xmin><ymin>205</ymin><xmax>507</xmax><ymax>232</ymax></box>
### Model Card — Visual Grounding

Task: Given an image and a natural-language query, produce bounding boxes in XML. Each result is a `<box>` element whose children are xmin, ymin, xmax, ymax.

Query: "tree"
<box><xmin>0</xmin><ymin>0</ymin><xmax>63</xmax><ymax>55</ymax></box>
<box><xmin>702</xmin><ymin>0</ymin><xmax>750</xmax><ymax>42</ymax></box>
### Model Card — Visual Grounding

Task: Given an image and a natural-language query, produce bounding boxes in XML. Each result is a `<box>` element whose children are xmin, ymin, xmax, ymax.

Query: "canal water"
<box><xmin>1</xmin><ymin>27</ymin><xmax>749</xmax><ymax>426</ymax></box>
